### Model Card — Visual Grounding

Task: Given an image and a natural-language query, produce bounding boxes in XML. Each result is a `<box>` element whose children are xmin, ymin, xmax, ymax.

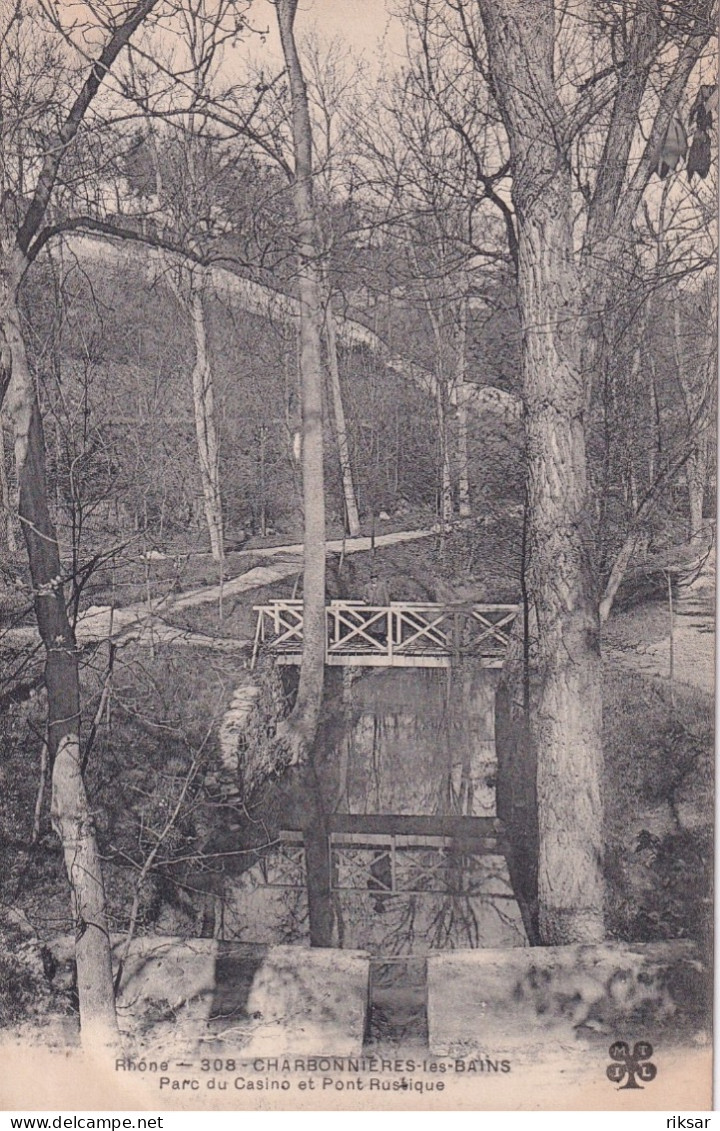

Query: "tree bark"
<box><xmin>189</xmin><ymin>282</ymin><xmax>224</xmax><ymax>561</ymax></box>
<box><xmin>686</xmin><ymin>443</ymin><xmax>707</xmax><ymax>544</ymax></box>
<box><xmin>0</xmin><ymin>414</ymin><xmax>17</xmax><ymax>551</ymax></box>
<box><xmin>276</xmin><ymin>0</ymin><xmax>327</xmax><ymax>760</ymax></box>
<box><xmin>454</xmin><ymin>294</ymin><xmax>471</xmax><ymax>518</ymax></box>
<box><xmin>478</xmin><ymin>0</ymin><xmax>605</xmax><ymax>944</ymax></box>
<box><xmin>163</xmin><ymin>264</ymin><xmax>225</xmax><ymax>562</ymax></box>
<box><xmin>302</xmin><ymin>778</ymin><xmax>334</xmax><ymax>947</ymax></box>
<box><xmin>672</xmin><ymin>303</ymin><xmax>713</xmax><ymax>545</ymax></box>
<box><xmin>436</xmin><ymin>372</ymin><xmax>454</xmax><ymax>529</ymax></box>
<box><xmin>1</xmin><ymin>286</ymin><xmax>118</xmax><ymax>1049</ymax></box>
<box><xmin>324</xmin><ymin>296</ymin><xmax>360</xmax><ymax>536</ymax></box>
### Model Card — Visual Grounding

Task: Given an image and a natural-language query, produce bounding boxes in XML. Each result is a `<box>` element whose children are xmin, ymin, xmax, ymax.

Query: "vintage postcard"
<box><xmin>0</xmin><ymin>0</ymin><xmax>715</xmax><ymax>1114</ymax></box>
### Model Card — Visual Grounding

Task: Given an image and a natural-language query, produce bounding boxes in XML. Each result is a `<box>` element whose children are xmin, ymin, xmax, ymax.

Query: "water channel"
<box><xmin>223</xmin><ymin>666</ymin><xmax>527</xmax><ymax>956</ymax></box>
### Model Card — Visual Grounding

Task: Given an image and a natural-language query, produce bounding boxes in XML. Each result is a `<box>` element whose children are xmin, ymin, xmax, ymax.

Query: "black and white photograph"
<box><xmin>0</xmin><ymin>0</ymin><xmax>716</xmax><ymax>1113</ymax></box>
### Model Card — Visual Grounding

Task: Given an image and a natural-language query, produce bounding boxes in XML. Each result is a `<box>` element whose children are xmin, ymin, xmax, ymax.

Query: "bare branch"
<box><xmin>17</xmin><ymin>0</ymin><xmax>160</xmax><ymax>255</ymax></box>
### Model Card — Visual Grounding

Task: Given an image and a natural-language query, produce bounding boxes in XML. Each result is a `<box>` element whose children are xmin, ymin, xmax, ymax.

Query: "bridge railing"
<box><xmin>251</xmin><ymin>599</ymin><xmax>518</xmax><ymax>668</ymax></box>
<box><xmin>249</xmin><ymin>824</ymin><xmax>512</xmax><ymax>896</ymax></box>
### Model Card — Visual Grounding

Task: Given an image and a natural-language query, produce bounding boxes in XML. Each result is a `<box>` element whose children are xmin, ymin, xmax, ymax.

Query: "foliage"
<box><xmin>0</xmin><ymin>914</ymin><xmax>71</xmax><ymax>1029</ymax></box>
<box><xmin>0</xmin><ymin>931</ymin><xmax>50</xmax><ymax>1027</ymax></box>
<box><xmin>604</xmin><ymin>667</ymin><xmax>714</xmax><ymax>949</ymax></box>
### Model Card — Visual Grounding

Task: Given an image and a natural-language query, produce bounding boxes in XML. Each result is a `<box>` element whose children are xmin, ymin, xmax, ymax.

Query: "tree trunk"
<box><xmin>277</xmin><ymin>0</ymin><xmax>327</xmax><ymax>760</ymax></box>
<box><xmin>686</xmin><ymin>443</ymin><xmax>707</xmax><ymax>544</ymax></box>
<box><xmin>454</xmin><ymin>295</ymin><xmax>471</xmax><ymax>518</ymax></box>
<box><xmin>189</xmin><ymin>285</ymin><xmax>224</xmax><ymax>561</ymax></box>
<box><xmin>648</xmin><ymin>353</ymin><xmax>660</xmax><ymax>486</ymax></box>
<box><xmin>51</xmin><ymin>729</ymin><xmax>119</xmax><ymax>1049</ymax></box>
<box><xmin>436</xmin><ymin>374</ymin><xmax>453</xmax><ymax>529</ymax></box>
<box><xmin>0</xmin><ymin>416</ymin><xmax>17</xmax><ymax>551</ymax></box>
<box><xmin>672</xmin><ymin>303</ymin><xmax>712</xmax><ymax>546</ymax></box>
<box><xmin>302</xmin><ymin>772</ymin><xmax>334</xmax><ymax>947</ymax></box>
<box><xmin>324</xmin><ymin>297</ymin><xmax>360</xmax><ymax>536</ymax></box>
<box><xmin>599</xmin><ymin>529</ymin><xmax>649</xmax><ymax>624</ymax></box>
<box><xmin>478</xmin><ymin>0</ymin><xmax>605</xmax><ymax>944</ymax></box>
<box><xmin>522</xmin><ymin>236</ymin><xmax>604</xmax><ymax>946</ymax></box>
<box><xmin>1</xmin><ymin>291</ymin><xmax>118</xmax><ymax>1049</ymax></box>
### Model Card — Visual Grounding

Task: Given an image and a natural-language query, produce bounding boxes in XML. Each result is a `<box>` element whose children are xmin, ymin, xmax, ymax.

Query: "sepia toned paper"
<box><xmin>0</xmin><ymin>0</ymin><xmax>715</xmax><ymax>1115</ymax></box>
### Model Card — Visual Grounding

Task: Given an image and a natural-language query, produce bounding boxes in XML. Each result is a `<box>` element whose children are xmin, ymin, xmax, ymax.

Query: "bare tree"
<box><xmin>0</xmin><ymin>0</ymin><xmax>173</xmax><ymax>1048</ymax></box>
<box><xmin>134</xmin><ymin>0</ymin><xmax>252</xmax><ymax>564</ymax></box>
<box><xmin>323</xmin><ymin>297</ymin><xmax>361</xmax><ymax>534</ymax></box>
<box><xmin>0</xmin><ymin>0</ymin><xmax>254</xmax><ymax>1046</ymax></box>
<box><xmin>302</xmin><ymin>37</ymin><xmax>363</xmax><ymax>535</ymax></box>
<box><xmin>473</xmin><ymin>0</ymin><xmax>715</xmax><ymax>943</ymax></box>
<box><xmin>275</xmin><ymin>0</ymin><xmax>328</xmax><ymax>760</ymax></box>
<box><xmin>353</xmin><ymin>19</ymin><xmax>515</xmax><ymax>527</ymax></box>
<box><xmin>165</xmin><ymin>259</ymin><xmax>225</xmax><ymax>560</ymax></box>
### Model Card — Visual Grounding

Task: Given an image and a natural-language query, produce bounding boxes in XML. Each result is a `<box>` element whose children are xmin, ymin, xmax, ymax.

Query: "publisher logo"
<box><xmin>607</xmin><ymin>1041</ymin><xmax>657</xmax><ymax>1089</ymax></box>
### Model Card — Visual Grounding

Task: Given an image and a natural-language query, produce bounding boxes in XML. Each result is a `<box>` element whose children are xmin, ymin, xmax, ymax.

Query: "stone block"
<box><xmin>427</xmin><ymin>940</ymin><xmax>708</xmax><ymax>1057</ymax></box>
<box><xmin>236</xmin><ymin>945</ymin><xmax>370</xmax><ymax>1056</ymax></box>
<box><xmin>50</xmin><ymin>937</ymin><xmax>370</xmax><ymax>1057</ymax></box>
<box><xmin>114</xmin><ymin>937</ymin><xmax>219</xmax><ymax>1029</ymax></box>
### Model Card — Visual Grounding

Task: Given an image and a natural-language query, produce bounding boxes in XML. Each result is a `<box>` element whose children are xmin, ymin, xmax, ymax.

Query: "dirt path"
<box><xmin>605</xmin><ymin>622</ymin><xmax>714</xmax><ymax>696</ymax></box>
<box><xmin>605</xmin><ymin>550</ymin><xmax>715</xmax><ymax>697</ymax></box>
<box><xmin>170</xmin><ymin>526</ymin><xmax>435</xmax><ymax>613</ymax></box>
<box><xmin>3</xmin><ymin>526</ymin><xmax>435</xmax><ymax>651</ymax></box>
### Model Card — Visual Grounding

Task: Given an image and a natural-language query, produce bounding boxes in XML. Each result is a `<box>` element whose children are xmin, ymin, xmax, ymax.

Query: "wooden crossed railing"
<box><xmin>251</xmin><ymin>599</ymin><xmax>518</xmax><ymax>669</ymax></box>
<box><xmin>252</xmin><ymin>818</ymin><xmax>512</xmax><ymax>897</ymax></box>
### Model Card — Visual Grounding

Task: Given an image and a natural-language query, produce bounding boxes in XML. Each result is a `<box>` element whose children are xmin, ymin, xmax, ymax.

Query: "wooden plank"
<box><xmin>272</xmin><ymin>652</ymin><xmax>504</xmax><ymax>669</ymax></box>
<box><xmin>330</xmin><ymin>833</ymin><xmax>500</xmax><ymax>852</ymax></box>
<box><xmin>273</xmin><ymin>652</ymin><xmax>504</xmax><ymax>669</ymax></box>
<box><xmin>282</xmin><ymin>813</ymin><xmax>502</xmax><ymax>839</ymax></box>
<box><xmin>468</xmin><ymin>604</ymin><xmax>519</xmax><ymax>613</ymax></box>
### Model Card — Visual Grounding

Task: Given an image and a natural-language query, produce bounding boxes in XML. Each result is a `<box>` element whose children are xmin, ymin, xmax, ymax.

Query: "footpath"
<box><xmin>37</xmin><ymin>527</ymin><xmax>437</xmax><ymax>652</ymax></box>
<box><xmin>605</xmin><ymin>546</ymin><xmax>715</xmax><ymax>698</ymax></box>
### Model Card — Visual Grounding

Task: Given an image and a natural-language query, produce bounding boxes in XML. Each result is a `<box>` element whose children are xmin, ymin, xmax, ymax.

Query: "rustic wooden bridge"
<box><xmin>250</xmin><ymin>599</ymin><xmax>518</xmax><ymax>670</ymax></box>
<box><xmin>255</xmin><ymin>815</ymin><xmax>511</xmax><ymax>898</ymax></box>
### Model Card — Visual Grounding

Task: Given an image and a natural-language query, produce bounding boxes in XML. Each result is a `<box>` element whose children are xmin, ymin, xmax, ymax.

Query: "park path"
<box><xmin>69</xmin><ymin>526</ymin><xmax>435</xmax><ymax>649</ymax></box>
<box><xmin>604</xmin><ymin>547</ymin><xmax>715</xmax><ymax>697</ymax></box>
<box><xmin>9</xmin><ymin>522</ymin><xmax>712</xmax><ymax>695</ymax></box>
